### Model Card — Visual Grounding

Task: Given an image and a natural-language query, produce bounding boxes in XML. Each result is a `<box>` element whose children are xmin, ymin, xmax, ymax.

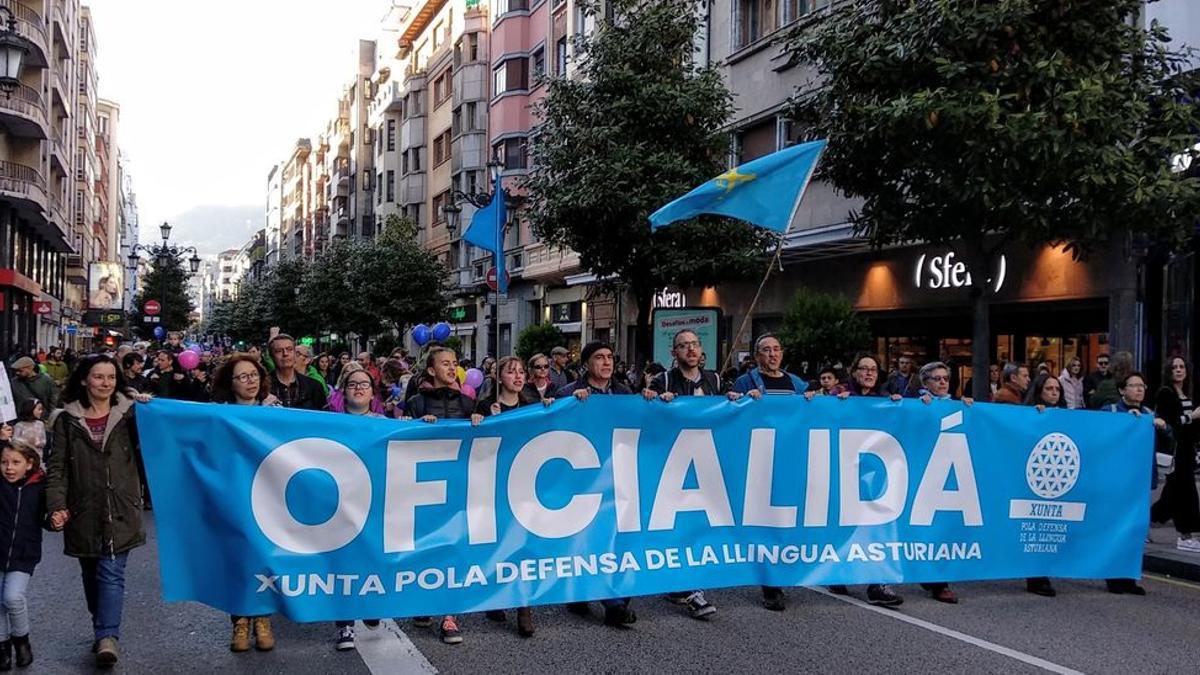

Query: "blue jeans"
<box><xmin>79</xmin><ymin>553</ymin><xmax>129</xmax><ymax>641</ymax></box>
<box><xmin>0</xmin><ymin>571</ymin><xmax>31</xmax><ymax>640</ymax></box>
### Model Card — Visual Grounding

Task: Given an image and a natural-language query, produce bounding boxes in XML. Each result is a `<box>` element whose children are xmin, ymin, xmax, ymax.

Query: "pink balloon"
<box><xmin>461</xmin><ymin>384</ymin><xmax>477</xmax><ymax>399</ymax></box>
<box><xmin>178</xmin><ymin>350</ymin><xmax>200</xmax><ymax>371</ymax></box>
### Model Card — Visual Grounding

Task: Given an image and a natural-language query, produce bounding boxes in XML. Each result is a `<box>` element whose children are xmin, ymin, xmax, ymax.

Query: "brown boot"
<box><xmin>516</xmin><ymin>607</ymin><xmax>535</xmax><ymax>638</ymax></box>
<box><xmin>253</xmin><ymin>617</ymin><xmax>275</xmax><ymax>651</ymax></box>
<box><xmin>230</xmin><ymin>617</ymin><xmax>251</xmax><ymax>652</ymax></box>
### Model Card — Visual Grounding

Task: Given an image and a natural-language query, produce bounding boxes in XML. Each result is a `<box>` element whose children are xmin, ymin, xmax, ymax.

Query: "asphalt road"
<box><xmin>19</xmin><ymin>515</ymin><xmax>1200</xmax><ymax>674</ymax></box>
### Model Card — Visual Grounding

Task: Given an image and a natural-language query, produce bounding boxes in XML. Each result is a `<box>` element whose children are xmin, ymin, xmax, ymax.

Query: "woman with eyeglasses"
<box><xmin>1100</xmin><ymin>372</ymin><xmax>1170</xmax><ymax>594</ymax></box>
<box><xmin>525</xmin><ymin>353</ymin><xmax>556</xmax><ymax>399</ymax></box>
<box><xmin>470</xmin><ymin>356</ymin><xmax>550</xmax><ymax>637</ymax></box>
<box><xmin>1151</xmin><ymin>357</ymin><xmax>1200</xmax><ymax>553</ymax></box>
<box><xmin>209</xmin><ymin>355</ymin><xmax>280</xmax><ymax>653</ymax></box>
<box><xmin>832</xmin><ymin>353</ymin><xmax>904</xmax><ymax>606</ymax></box>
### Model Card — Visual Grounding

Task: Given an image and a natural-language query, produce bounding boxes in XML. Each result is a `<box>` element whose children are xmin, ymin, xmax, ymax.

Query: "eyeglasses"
<box><xmin>532</xmin><ymin>363</ymin><xmax>550</xmax><ymax>370</ymax></box>
<box><xmin>345</xmin><ymin>381</ymin><xmax>373</xmax><ymax>391</ymax></box>
<box><xmin>232</xmin><ymin>373</ymin><xmax>260</xmax><ymax>384</ymax></box>
<box><xmin>925</xmin><ymin>375</ymin><xmax>949</xmax><ymax>383</ymax></box>
<box><xmin>674</xmin><ymin>340</ymin><xmax>701</xmax><ymax>350</ymax></box>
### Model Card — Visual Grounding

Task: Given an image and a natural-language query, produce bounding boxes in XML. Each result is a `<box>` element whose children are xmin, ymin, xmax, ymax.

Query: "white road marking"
<box><xmin>355</xmin><ymin>619</ymin><xmax>438</xmax><ymax>675</ymax></box>
<box><xmin>810</xmin><ymin>588</ymin><xmax>1085</xmax><ymax>675</ymax></box>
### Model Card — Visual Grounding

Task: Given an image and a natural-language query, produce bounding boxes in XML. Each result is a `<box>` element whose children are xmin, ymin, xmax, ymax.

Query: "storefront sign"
<box><xmin>449</xmin><ymin>304</ymin><xmax>477</xmax><ymax>324</ymax></box>
<box><xmin>652</xmin><ymin>307</ymin><xmax>720</xmax><ymax>368</ymax></box>
<box><xmin>914</xmin><ymin>252</ymin><xmax>1008</xmax><ymax>293</ymax></box>
<box><xmin>653</xmin><ymin>289</ymin><xmax>686</xmax><ymax>309</ymax></box>
<box><xmin>32</xmin><ymin>301</ymin><xmax>52</xmax><ymax>315</ymax></box>
<box><xmin>551</xmin><ymin>302</ymin><xmax>582</xmax><ymax>325</ymax></box>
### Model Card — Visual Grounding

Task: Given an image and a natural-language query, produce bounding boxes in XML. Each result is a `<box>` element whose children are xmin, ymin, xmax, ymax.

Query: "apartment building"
<box><xmin>279</xmin><ymin>138</ymin><xmax>312</xmax><ymax>261</ymax></box>
<box><xmin>264</xmin><ymin>164</ymin><xmax>282</xmax><ymax>267</ymax></box>
<box><xmin>118</xmin><ymin>151</ymin><xmax>138</xmax><ymax>315</ymax></box>
<box><xmin>94</xmin><ymin>98</ymin><xmax>117</xmax><ymax>262</ymax></box>
<box><xmin>0</xmin><ymin>0</ymin><xmax>88</xmax><ymax>352</ymax></box>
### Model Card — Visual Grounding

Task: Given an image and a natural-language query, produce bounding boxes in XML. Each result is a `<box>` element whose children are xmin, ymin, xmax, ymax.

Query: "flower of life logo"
<box><xmin>1025</xmin><ymin>433</ymin><xmax>1081</xmax><ymax>499</ymax></box>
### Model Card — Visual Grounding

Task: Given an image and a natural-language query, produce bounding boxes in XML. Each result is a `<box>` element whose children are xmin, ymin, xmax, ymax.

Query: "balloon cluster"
<box><xmin>410</xmin><ymin>322</ymin><xmax>452</xmax><ymax>347</ymax></box>
<box><xmin>460</xmin><ymin>367</ymin><xmax>484</xmax><ymax>399</ymax></box>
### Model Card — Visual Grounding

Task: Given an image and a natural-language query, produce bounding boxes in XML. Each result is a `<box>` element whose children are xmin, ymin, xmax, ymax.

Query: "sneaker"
<box><xmin>335</xmin><ymin>626</ymin><xmax>356</xmax><ymax>651</ymax></box>
<box><xmin>440</xmin><ymin>616</ymin><xmax>463</xmax><ymax>644</ymax></box>
<box><xmin>827</xmin><ymin>584</ymin><xmax>849</xmax><ymax>595</ymax></box>
<box><xmin>363</xmin><ymin>619</ymin><xmax>380</xmax><ymax>629</ymax></box>
<box><xmin>684</xmin><ymin>591</ymin><xmax>717</xmax><ymax>620</ymax></box>
<box><xmin>1177</xmin><ymin>537</ymin><xmax>1200</xmax><ymax>553</ymax></box>
<box><xmin>602</xmin><ymin>604</ymin><xmax>637</xmax><ymax>627</ymax></box>
<box><xmin>867</xmin><ymin>584</ymin><xmax>903</xmax><ymax>607</ymax></box>
<box><xmin>761</xmin><ymin>587</ymin><xmax>786</xmax><ymax>611</ymax></box>
<box><xmin>95</xmin><ymin>637</ymin><xmax>119</xmax><ymax>667</ymax></box>
<box><xmin>411</xmin><ymin>616</ymin><xmax>433</xmax><ymax>628</ymax></box>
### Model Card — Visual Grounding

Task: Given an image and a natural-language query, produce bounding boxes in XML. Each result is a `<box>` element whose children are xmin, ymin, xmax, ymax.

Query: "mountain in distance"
<box><xmin>162</xmin><ymin>205</ymin><xmax>265</xmax><ymax>256</ymax></box>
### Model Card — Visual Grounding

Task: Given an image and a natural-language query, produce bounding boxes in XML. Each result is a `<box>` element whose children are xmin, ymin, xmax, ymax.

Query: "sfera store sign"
<box><xmin>914</xmin><ymin>251</ymin><xmax>1008</xmax><ymax>293</ymax></box>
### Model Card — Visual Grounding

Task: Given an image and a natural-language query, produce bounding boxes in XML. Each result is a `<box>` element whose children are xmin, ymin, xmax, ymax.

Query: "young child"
<box><xmin>0</xmin><ymin>442</ymin><xmax>46</xmax><ymax>669</ymax></box>
<box><xmin>11</xmin><ymin>400</ymin><xmax>46</xmax><ymax>465</ymax></box>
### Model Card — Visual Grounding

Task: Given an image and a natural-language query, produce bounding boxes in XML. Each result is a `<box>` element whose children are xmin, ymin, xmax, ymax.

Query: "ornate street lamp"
<box><xmin>127</xmin><ymin>222</ymin><xmax>203</xmax><ymax>325</ymax></box>
<box><xmin>443</xmin><ymin>157</ymin><xmax>508</xmax><ymax>236</ymax></box>
<box><xmin>0</xmin><ymin>7</ymin><xmax>29</xmax><ymax>98</ymax></box>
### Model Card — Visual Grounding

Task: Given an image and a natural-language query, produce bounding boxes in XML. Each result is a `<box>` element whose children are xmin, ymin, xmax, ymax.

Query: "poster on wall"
<box><xmin>88</xmin><ymin>261</ymin><xmax>124</xmax><ymax>310</ymax></box>
<box><xmin>0</xmin><ymin>363</ymin><xmax>15</xmax><ymax>422</ymax></box>
<box><xmin>652</xmin><ymin>307</ymin><xmax>721</xmax><ymax>369</ymax></box>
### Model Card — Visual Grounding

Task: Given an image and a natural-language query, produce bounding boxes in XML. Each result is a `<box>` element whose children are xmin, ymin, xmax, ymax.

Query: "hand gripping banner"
<box><xmin>136</xmin><ymin>396</ymin><xmax>1150</xmax><ymax>621</ymax></box>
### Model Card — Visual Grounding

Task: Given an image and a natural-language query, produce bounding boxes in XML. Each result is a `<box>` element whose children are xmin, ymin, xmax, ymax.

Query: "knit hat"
<box><xmin>580</xmin><ymin>341</ymin><xmax>613</xmax><ymax>364</ymax></box>
<box><xmin>11</xmin><ymin>357</ymin><xmax>35</xmax><ymax>371</ymax></box>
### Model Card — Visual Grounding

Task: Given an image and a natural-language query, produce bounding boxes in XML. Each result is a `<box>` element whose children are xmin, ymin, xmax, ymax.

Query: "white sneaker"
<box><xmin>1176</xmin><ymin>537</ymin><xmax>1200</xmax><ymax>553</ymax></box>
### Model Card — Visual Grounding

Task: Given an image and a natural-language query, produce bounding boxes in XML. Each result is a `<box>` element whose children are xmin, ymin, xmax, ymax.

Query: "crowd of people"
<box><xmin>0</xmin><ymin>329</ymin><xmax>1193</xmax><ymax>666</ymax></box>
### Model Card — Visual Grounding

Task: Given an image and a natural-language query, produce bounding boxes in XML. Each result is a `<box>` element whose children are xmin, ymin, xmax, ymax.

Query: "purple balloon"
<box><xmin>464</xmin><ymin>368</ymin><xmax>484</xmax><ymax>390</ymax></box>
<box><xmin>178</xmin><ymin>350</ymin><xmax>200</xmax><ymax>371</ymax></box>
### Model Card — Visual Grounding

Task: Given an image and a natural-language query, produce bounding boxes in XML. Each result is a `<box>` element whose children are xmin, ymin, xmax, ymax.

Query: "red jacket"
<box><xmin>993</xmin><ymin>383</ymin><xmax>1024</xmax><ymax>405</ymax></box>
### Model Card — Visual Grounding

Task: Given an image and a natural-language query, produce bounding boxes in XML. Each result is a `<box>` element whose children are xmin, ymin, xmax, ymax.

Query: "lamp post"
<box><xmin>442</xmin><ymin>158</ymin><xmax>511</xmax><ymax>357</ymax></box>
<box><xmin>0</xmin><ymin>7</ymin><xmax>28</xmax><ymax>99</ymax></box>
<box><xmin>126</xmin><ymin>222</ymin><xmax>202</xmax><ymax>336</ymax></box>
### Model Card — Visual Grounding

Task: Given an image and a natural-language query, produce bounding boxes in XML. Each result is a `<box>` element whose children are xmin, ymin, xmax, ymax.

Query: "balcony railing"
<box><xmin>0</xmin><ymin>84</ymin><xmax>48</xmax><ymax>135</ymax></box>
<box><xmin>0</xmin><ymin>1</ymin><xmax>48</xmax><ymax>64</ymax></box>
<box><xmin>0</xmin><ymin>160</ymin><xmax>47</xmax><ymax>207</ymax></box>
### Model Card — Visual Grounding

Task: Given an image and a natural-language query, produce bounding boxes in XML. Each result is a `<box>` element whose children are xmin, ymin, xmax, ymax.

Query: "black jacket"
<box><xmin>406</xmin><ymin>387</ymin><xmax>475</xmax><ymax>420</ymax></box>
<box><xmin>648</xmin><ymin>367</ymin><xmax>721</xmax><ymax>397</ymax></box>
<box><xmin>269</xmin><ymin>371</ymin><xmax>328</xmax><ymax>411</ymax></box>
<box><xmin>0</xmin><ymin>471</ymin><xmax>47</xmax><ymax>574</ymax></box>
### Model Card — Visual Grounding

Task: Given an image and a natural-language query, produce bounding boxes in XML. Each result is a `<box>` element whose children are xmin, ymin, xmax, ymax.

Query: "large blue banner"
<box><xmin>137</xmin><ymin>396</ymin><xmax>1150</xmax><ymax>621</ymax></box>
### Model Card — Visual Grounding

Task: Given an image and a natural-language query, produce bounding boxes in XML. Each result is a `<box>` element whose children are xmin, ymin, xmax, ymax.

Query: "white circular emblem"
<box><xmin>1025</xmin><ymin>432</ymin><xmax>1081</xmax><ymax>499</ymax></box>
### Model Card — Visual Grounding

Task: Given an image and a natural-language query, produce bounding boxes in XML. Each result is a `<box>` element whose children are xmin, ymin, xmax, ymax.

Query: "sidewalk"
<box><xmin>1142</xmin><ymin>474</ymin><xmax>1200</xmax><ymax>582</ymax></box>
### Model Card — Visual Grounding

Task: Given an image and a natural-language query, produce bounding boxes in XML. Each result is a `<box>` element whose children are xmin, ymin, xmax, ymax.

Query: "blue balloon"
<box><xmin>432</xmin><ymin>322</ymin><xmax>451</xmax><ymax>342</ymax></box>
<box><xmin>411</xmin><ymin>324</ymin><xmax>431</xmax><ymax>347</ymax></box>
<box><xmin>153</xmin><ymin>325</ymin><xmax>166</xmax><ymax>340</ymax></box>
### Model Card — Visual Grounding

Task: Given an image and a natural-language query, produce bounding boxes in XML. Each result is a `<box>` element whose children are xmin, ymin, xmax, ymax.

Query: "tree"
<box><xmin>359</xmin><ymin>216</ymin><xmax>450</xmax><ymax>333</ymax></box>
<box><xmin>787</xmin><ymin>0</ymin><xmax>1200</xmax><ymax>398</ymax></box>
<box><xmin>778</xmin><ymin>288</ymin><xmax>871</xmax><ymax>375</ymax></box>
<box><xmin>516</xmin><ymin>322</ymin><xmax>567</xmax><ymax>361</ymax></box>
<box><xmin>300</xmin><ymin>238</ymin><xmax>380</xmax><ymax>341</ymax></box>
<box><xmin>131</xmin><ymin>253</ymin><xmax>195</xmax><ymax>338</ymax></box>
<box><xmin>526</xmin><ymin>0</ymin><xmax>774</xmax><ymax>363</ymax></box>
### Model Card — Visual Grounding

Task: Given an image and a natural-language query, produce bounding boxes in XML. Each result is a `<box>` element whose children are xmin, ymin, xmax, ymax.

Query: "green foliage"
<box><xmin>516</xmin><ymin>323</ymin><xmax>567</xmax><ymax>362</ymax></box>
<box><xmin>202</xmin><ymin>217</ymin><xmax>448</xmax><ymax>345</ymax></box>
<box><xmin>778</xmin><ymin>288</ymin><xmax>871</xmax><ymax>372</ymax></box>
<box><xmin>131</xmin><ymin>253</ymin><xmax>195</xmax><ymax>338</ymax></box>
<box><xmin>787</xmin><ymin>0</ymin><xmax>1200</xmax><ymax>257</ymax></box>
<box><xmin>373</xmin><ymin>333</ymin><xmax>398</xmax><ymax>358</ymax></box>
<box><xmin>442</xmin><ymin>336</ymin><xmax>463</xmax><ymax>357</ymax></box>
<box><xmin>525</xmin><ymin>0</ymin><xmax>774</xmax><ymax>358</ymax></box>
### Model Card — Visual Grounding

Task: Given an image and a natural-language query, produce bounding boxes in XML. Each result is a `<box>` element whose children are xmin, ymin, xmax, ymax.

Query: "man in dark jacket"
<box><xmin>267</xmin><ymin>335</ymin><xmax>327</xmax><ymax>411</ymax></box>
<box><xmin>557</xmin><ymin>341</ymin><xmax>638</xmax><ymax>628</ymax></box>
<box><xmin>885</xmin><ymin>353</ymin><xmax>921</xmax><ymax>398</ymax></box>
<box><xmin>9</xmin><ymin>357</ymin><xmax>59</xmax><ymax>411</ymax></box>
<box><xmin>1083</xmin><ymin>353</ymin><xmax>1111</xmax><ymax>407</ymax></box>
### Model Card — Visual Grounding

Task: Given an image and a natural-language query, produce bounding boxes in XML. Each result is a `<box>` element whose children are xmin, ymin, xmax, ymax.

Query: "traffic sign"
<box><xmin>486</xmin><ymin>266</ymin><xmax>511</xmax><ymax>292</ymax></box>
<box><xmin>144</xmin><ymin>299</ymin><xmax>161</xmax><ymax>316</ymax></box>
<box><xmin>142</xmin><ymin>316</ymin><xmax>161</xmax><ymax>324</ymax></box>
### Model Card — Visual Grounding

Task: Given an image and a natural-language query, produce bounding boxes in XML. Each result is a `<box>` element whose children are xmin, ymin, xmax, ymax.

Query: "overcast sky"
<box><xmin>86</xmin><ymin>0</ymin><xmax>392</xmax><ymax>254</ymax></box>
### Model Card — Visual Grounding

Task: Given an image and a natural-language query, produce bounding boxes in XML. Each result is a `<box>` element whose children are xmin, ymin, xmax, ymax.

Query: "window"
<box><xmin>734</xmin><ymin>0</ymin><xmax>779</xmax><ymax>49</ymax></box>
<box><xmin>555</xmin><ymin>37</ymin><xmax>568</xmax><ymax>75</ymax></box>
<box><xmin>377</xmin><ymin>173</ymin><xmax>383</xmax><ymax>204</ymax></box>
<box><xmin>433</xmin><ymin>68</ymin><xmax>453</xmax><ymax>106</ymax></box>
<box><xmin>464</xmin><ymin>102</ymin><xmax>477</xmax><ymax>132</ymax></box>
<box><xmin>736</xmin><ymin>119</ymin><xmax>776</xmax><ymax>163</ymax></box>
<box><xmin>433</xmin><ymin>21</ymin><xmax>444</xmax><ymax>50</ymax></box>
<box><xmin>432</xmin><ymin>130</ymin><xmax>452</xmax><ymax>166</ymax></box>
<box><xmin>494</xmin><ymin>137</ymin><xmax>527</xmax><ymax>170</ymax></box>
<box><xmin>531</xmin><ymin>47</ymin><xmax>546</xmax><ymax>80</ymax></box>
<box><xmin>432</xmin><ymin>190</ymin><xmax>450</xmax><ymax>224</ymax></box>
<box><xmin>386</xmin><ymin>119</ymin><xmax>396</xmax><ymax>151</ymax></box>
<box><xmin>386</xmin><ymin>170</ymin><xmax>395</xmax><ymax>202</ymax></box>
<box><xmin>494</xmin><ymin>0</ymin><xmax>530</xmax><ymax>16</ymax></box>
<box><xmin>402</xmin><ymin>151</ymin><xmax>409</xmax><ymax>174</ymax></box>
<box><xmin>493</xmin><ymin>58</ymin><xmax>529</xmax><ymax>96</ymax></box>
<box><xmin>467</xmin><ymin>33</ymin><xmax>480</xmax><ymax>62</ymax></box>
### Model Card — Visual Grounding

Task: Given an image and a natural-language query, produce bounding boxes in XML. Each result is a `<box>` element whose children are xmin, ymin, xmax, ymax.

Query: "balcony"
<box><xmin>49</xmin><ymin>67</ymin><xmax>69</xmax><ymax>110</ymax></box>
<box><xmin>0</xmin><ymin>160</ymin><xmax>47</xmax><ymax>212</ymax></box>
<box><xmin>65</xmin><ymin>254</ymin><xmax>86</xmax><ymax>285</ymax></box>
<box><xmin>372</xmin><ymin>79</ymin><xmax>404</xmax><ymax>115</ymax></box>
<box><xmin>1</xmin><ymin>2</ymin><xmax>48</xmax><ymax>68</ymax></box>
<box><xmin>521</xmin><ymin>241</ymin><xmax>581</xmax><ymax>282</ymax></box>
<box><xmin>51</xmin><ymin>2</ymin><xmax>70</xmax><ymax>50</ymax></box>
<box><xmin>48</xmin><ymin>134</ymin><xmax>68</xmax><ymax>175</ymax></box>
<box><xmin>0</xmin><ymin>84</ymin><xmax>48</xmax><ymax>139</ymax></box>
